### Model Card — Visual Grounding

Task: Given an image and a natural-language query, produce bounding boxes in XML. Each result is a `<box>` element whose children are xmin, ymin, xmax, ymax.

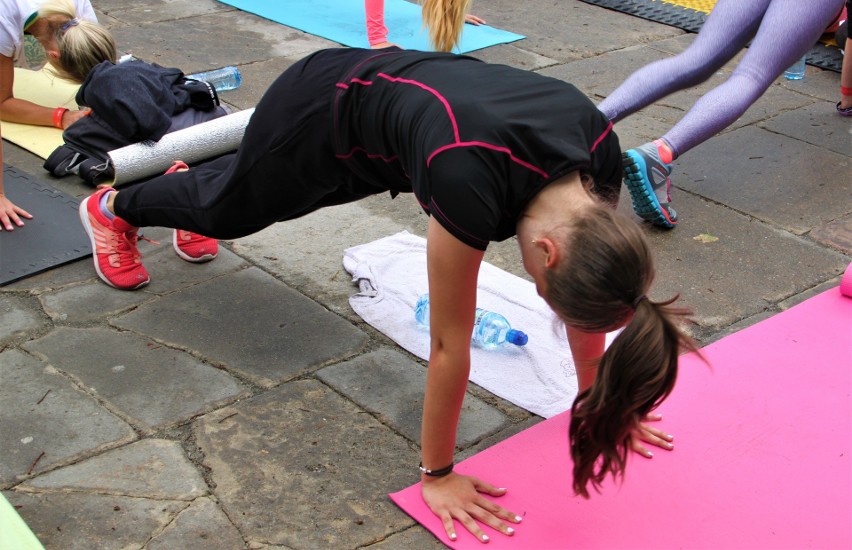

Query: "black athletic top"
<box><xmin>332</xmin><ymin>49</ymin><xmax>622</xmax><ymax>251</ymax></box>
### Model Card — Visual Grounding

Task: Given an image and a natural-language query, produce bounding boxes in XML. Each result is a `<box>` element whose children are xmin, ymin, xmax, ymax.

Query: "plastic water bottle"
<box><xmin>414</xmin><ymin>294</ymin><xmax>529</xmax><ymax>348</ymax></box>
<box><xmin>186</xmin><ymin>66</ymin><xmax>242</xmax><ymax>92</ymax></box>
<box><xmin>783</xmin><ymin>55</ymin><xmax>806</xmax><ymax>80</ymax></box>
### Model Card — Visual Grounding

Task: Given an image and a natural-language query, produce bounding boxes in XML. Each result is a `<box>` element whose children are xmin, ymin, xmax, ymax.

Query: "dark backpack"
<box><xmin>44</xmin><ymin>61</ymin><xmax>225</xmax><ymax>185</ymax></box>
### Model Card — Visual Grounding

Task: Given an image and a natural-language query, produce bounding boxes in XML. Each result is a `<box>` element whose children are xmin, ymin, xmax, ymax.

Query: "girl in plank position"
<box><xmin>79</xmin><ymin>46</ymin><xmax>696</xmax><ymax>543</ymax></box>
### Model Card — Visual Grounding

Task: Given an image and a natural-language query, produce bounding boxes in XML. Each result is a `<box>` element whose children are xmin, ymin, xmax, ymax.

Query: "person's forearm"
<box><xmin>567</xmin><ymin>326</ymin><xmax>605</xmax><ymax>393</ymax></box>
<box><xmin>365</xmin><ymin>0</ymin><xmax>389</xmax><ymax>46</ymax></box>
<box><xmin>420</xmin><ymin>348</ymin><xmax>470</xmax><ymax>472</ymax></box>
<box><xmin>0</xmin><ymin>96</ymin><xmax>57</xmax><ymax>127</ymax></box>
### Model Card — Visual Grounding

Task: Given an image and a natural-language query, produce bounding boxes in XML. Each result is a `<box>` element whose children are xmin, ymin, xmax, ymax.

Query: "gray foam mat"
<box><xmin>579</xmin><ymin>0</ymin><xmax>843</xmax><ymax>73</ymax></box>
<box><xmin>0</xmin><ymin>165</ymin><xmax>91</xmax><ymax>286</ymax></box>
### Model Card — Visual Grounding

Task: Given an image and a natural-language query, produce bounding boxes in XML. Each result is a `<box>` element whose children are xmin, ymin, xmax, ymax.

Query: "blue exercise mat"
<box><xmin>217</xmin><ymin>0</ymin><xmax>525</xmax><ymax>53</ymax></box>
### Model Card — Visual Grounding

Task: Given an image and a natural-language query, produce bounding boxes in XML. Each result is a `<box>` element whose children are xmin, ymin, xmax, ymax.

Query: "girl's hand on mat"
<box><xmin>0</xmin><ymin>194</ymin><xmax>32</xmax><ymax>231</ymax></box>
<box><xmin>465</xmin><ymin>14</ymin><xmax>486</xmax><ymax>26</ymax></box>
<box><xmin>422</xmin><ymin>472</ymin><xmax>521</xmax><ymax>543</ymax></box>
<box><xmin>630</xmin><ymin>413</ymin><xmax>674</xmax><ymax>458</ymax></box>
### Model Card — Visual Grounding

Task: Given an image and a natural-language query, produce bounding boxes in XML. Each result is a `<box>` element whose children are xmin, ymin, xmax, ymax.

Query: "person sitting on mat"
<box><xmin>366</xmin><ymin>0</ymin><xmax>485</xmax><ymax>50</ymax></box>
<box><xmin>0</xmin><ymin>0</ymin><xmax>115</xmax><ymax>230</ymax></box>
<box><xmin>78</xmin><ymin>46</ymin><xmax>697</xmax><ymax>542</ymax></box>
<box><xmin>597</xmin><ymin>0</ymin><xmax>845</xmax><ymax>229</ymax></box>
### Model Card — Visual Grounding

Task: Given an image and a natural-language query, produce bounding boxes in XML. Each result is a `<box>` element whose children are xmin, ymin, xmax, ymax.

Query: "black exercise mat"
<box><xmin>0</xmin><ymin>165</ymin><xmax>91</xmax><ymax>286</ymax></box>
<box><xmin>579</xmin><ymin>0</ymin><xmax>843</xmax><ymax>73</ymax></box>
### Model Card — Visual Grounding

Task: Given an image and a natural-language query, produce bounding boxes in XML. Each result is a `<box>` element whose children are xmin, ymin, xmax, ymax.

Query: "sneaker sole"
<box><xmin>172</xmin><ymin>231</ymin><xmax>218</xmax><ymax>263</ymax></box>
<box><xmin>78</xmin><ymin>195</ymin><xmax>150</xmax><ymax>290</ymax></box>
<box><xmin>622</xmin><ymin>150</ymin><xmax>678</xmax><ymax>229</ymax></box>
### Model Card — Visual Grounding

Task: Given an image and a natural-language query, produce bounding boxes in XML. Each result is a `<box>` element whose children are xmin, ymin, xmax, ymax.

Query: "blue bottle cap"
<box><xmin>506</xmin><ymin>329</ymin><xmax>528</xmax><ymax>346</ymax></box>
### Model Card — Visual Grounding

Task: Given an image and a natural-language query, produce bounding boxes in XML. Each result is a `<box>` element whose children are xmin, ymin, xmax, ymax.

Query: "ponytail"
<box><xmin>569</xmin><ymin>295</ymin><xmax>695</xmax><ymax>497</ymax></box>
<box><xmin>421</xmin><ymin>0</ymin><xmax>472</xmax><ymax>52</ymax></box>
<box><xmin>543</xmin><ymin>202</ymin><xmax>697</xmax><ymax>498</ymax></box>
<box><xmin>39</xmin><ymin>0</ymin><xmax>116</xmax><ymax>83</ymax></box>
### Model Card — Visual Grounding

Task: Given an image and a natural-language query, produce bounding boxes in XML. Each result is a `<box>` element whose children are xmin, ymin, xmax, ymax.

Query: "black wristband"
<box><xmin>419</xmin><ymin>462</ymin><xmax>454</xmax><ymax>477</ymax></box>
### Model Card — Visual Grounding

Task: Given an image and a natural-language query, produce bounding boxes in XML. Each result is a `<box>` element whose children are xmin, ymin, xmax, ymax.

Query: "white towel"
<box><xmin>343</xmin><ymin>231</ymin><xmax>618</xmax><ymax>418</ymax></box>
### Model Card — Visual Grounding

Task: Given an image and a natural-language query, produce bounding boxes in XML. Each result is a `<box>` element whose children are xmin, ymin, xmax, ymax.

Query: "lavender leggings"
<box><xmin>598</xmin><ymin>0</ymin><xmax>843</xmax><ymax>158</ymax></box>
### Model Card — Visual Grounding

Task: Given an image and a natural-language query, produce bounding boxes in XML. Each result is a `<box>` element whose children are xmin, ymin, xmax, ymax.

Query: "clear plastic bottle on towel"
<box><xmin>414</xmin><ymin>294</ymin><xmax>529</xmax><ymax>349</ymax></box>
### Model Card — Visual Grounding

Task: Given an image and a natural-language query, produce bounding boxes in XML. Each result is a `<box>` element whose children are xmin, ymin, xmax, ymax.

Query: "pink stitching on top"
<box><xmin>427</xmin><ymin>141</ymin><xmax>549</xmax><ymax>179</ymax></box>
<box><xmin>590</xmin><ymin>120</ymin><xmax>613</xmax><ymax>153</ymax></box>
<box><xmin>375</xmin><ymin>73</ymin><xmax>460</xmax><ymax>142</ymax></box>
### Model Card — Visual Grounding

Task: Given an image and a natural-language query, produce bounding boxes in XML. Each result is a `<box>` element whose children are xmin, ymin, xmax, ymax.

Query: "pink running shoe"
<box><xmin>79</xmin><ymin>188</ymin><xmax>149</xmax><ymax>290</ymax></box>
<box><xmin>162</xmin><ymin>160</ymin><xmax>219</xmax><ymax>263</ymax></box>
<box><xmin>173</xmin><ymin>229</ymin><xmax>218</xmax><ymax>263</ymax></box>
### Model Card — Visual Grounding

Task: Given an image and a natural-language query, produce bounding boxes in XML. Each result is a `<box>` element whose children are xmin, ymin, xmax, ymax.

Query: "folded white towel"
<box><xmin>343</xmin><ymin>231</ymin><xmax>618</xmax><ymax>418</ymax></box>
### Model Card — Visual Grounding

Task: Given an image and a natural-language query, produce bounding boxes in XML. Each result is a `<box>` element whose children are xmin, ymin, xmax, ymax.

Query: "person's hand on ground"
<box><xmin>0</xmin><ymin>193</ymin><xmax>32</xmax><ymax>230</ymax></box>
<box><xmin>465</xmin><ymin>14</ymin><xmax>486</xmax><ymax>25</ymax></box>
<box><xmin>630</xmin><ymin>412</ymin><xmax>674</xmax><ymax>457</ymax></box>
<box><xmin>422</xmin><ymin>472</ymin><xmax>521</xmax><ymax>543</ymax></box>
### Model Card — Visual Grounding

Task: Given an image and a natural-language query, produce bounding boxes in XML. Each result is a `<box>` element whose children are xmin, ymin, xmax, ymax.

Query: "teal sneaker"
<box><xmin>622</xmin><ymin>142</ymin><xmax>678</xmax><ymax>228</ymax></box>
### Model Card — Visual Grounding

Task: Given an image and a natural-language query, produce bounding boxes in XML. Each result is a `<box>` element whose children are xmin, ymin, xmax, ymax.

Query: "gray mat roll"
<box><xmin>108</xmin><ymin>108</ymin><xmax>255</xmax><ymax>185</ymax></box>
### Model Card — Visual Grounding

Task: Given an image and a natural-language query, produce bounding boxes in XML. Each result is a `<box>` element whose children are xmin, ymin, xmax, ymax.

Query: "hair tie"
<box><xmin>60</xmin><ymin>18</ymin><xmax>80</xmax><ymax>32</ymax></box>
<box><xmin>632</xmin><ymin>295</ymin><xmax>648</xmax><ymax>310</ymax></box>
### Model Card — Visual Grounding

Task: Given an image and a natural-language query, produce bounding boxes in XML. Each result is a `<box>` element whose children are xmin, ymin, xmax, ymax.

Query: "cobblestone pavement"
<box><xmin>2</xmin><ymin>1</ymin><xmax>849</xmax><ymax>548</ymax></box>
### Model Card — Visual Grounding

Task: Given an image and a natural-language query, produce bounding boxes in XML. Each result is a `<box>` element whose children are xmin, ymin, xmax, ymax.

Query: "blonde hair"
<box><xmin>39</xmin><ymin>0</ymin><xmax>116</xmax><ymax>83</ymax></box>
<box><xmin>421</xmin><ymin>0</ymin><xmax>472</xmax><ymax>52</ymax></box>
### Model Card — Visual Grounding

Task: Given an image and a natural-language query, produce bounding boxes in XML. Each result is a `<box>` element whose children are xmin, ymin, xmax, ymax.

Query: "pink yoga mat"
<box><xmin>390</xmin><ymin>289</ymin><xmax>852</xmax><ymax>549</ymax></box>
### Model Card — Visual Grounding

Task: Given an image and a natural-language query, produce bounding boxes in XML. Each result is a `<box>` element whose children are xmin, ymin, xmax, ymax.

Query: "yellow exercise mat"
<box><xmin>0</xmin><ymin>68</ymin><xmax>79</xmax><ymax>159</ymax></box>
<box><xmin>0</xmin><ymin>492</ymin><xmax>44</xmax><ymax>550</ymax></box>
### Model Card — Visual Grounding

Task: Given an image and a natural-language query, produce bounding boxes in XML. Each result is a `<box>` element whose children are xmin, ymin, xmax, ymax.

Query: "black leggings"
<box><xmin>114</xmin><ymin>49</ymin><xmax>383</xmax><ymax>240</ymax></box>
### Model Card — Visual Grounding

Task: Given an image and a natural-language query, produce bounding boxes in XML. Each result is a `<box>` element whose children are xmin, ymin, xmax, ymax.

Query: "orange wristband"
<box><xmin>842</xmin><ymin>86</ymin><xmax>852</xmax><ymax>96</ymax></box>
<box><xmin>53</xmin><ymin>107</ymin><xmax>68</xmax><ymax>129</ymax></box>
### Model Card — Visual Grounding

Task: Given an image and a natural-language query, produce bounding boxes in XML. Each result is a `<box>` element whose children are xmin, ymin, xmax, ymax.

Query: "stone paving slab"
<box><xmin>810</xmin><ymin>213</ymin><xmax>852</xmax><ymax>255</ymax></box>
<box><xmin>637</xmin><ymin>190</ymin><xmax>847</xmax><ymax>331</ymax></box>
<box><xmin>146</xmin><ymin>496</ymin><xmax>247</xmax><ymax>550</ymax></box>
<box><xmin>1</xmin><ymin>0</ymin><xmax>849</xmax><ymax>548</ymax></box>
<box><xmin>109</xmin><ymin>10</ymin><xmax>334</xmax><ymax>75</ymax></box>
<box><xmin>194</xmin><ymin>380</ymin><xmax>418</xmax><ymax>549</ymax></box>
<box><xmin>112</xmin><ymin>267</ymin><xmax>369</xmax><ymax>387</ymax></box>
<box><xmin>677</xmin><ymin>126</ymin><xmax>851</xmax><ymax>235</ymax></box>
<box><xmin>0</xmin><ymin>293</ymin><xmax>46</xmax><ymax>347</ymax></box>
<box><xmin>38</xmin><ymin>281</ymin><xmax>155</xmax><ymax>324</ymax></box>
<box><xmin>17</xmin><ymin>439</ymin><xmax>207</xmax><ymax>501</ymax></box>
<box><xmin>22</xmin><ymin>327</ymin><xmax>248</xmax><ymax>433</ymax></box>
<box><xmin>124</xmin><ymin>240</ymin><xmax>248</xmax><ymax>296</ymax></box>
<box><xmin>3</xmin><ymin>490</ymin><xmax>186</xmax><ymax>550</ymax></box>
<box><xmin>1</xmin><ymin>349</ymin><xmax>136</xmax><ymax>484</ymax></box>
<box><xmin>761</xmin><ymin>101</ymin><xmax>852</xmax><ymax>157</ymax></box>
<box><xmin>316</xmin><ymin>348</ymin><xmax>509</xmax><ymax>447</ymax></box>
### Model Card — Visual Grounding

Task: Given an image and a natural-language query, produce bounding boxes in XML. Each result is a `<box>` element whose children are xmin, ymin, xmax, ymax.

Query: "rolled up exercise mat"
<box><xmin>108</xmin><ymin>108</ymin><xmax>255</xmax><ymax>186</ymax></box>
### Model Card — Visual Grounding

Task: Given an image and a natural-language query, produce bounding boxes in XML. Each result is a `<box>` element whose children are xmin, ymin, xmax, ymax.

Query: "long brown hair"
<box><xmin>420</xmin><ymin>0</ymin><xmax>472</xmax><ymax>52</ymax></box>
<box><xmin>544</xmin><ymin>203</ymin><xmax>697</xmax><ymax>498</ymax></box>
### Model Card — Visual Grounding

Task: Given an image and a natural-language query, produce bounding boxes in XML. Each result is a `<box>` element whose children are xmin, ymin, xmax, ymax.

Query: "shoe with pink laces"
<box><xmin>173</xmin><ymin>229</ymin><xmax>218</xmax><ymax>263</ymax></box>
<box><xmin>162</xmin><ymin>161</ymin><xmax>219</xmax><ymax>263</ymax></box>
<box><xmin>78</xmin><ymin>188</ymin><xmax>149</xmax><ymax>290</ymax></box>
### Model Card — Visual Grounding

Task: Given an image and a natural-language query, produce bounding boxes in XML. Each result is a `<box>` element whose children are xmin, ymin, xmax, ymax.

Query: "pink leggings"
<box><xmin>598</xmin><ymin>0</ymin><xmax>844</xmax><ymax>158</ymax></box>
